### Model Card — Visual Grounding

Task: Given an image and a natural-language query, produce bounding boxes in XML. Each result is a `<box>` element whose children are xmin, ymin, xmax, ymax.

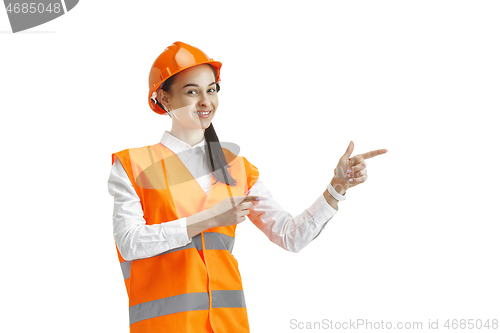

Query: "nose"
<box><xmin>198</xmin><ymin>91</ymin><xmax>211</xmax><ymax>108</ymax></box>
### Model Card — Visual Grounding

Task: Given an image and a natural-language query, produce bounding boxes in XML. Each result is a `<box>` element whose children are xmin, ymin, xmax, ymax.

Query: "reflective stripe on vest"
<box><xmin>112</xmin><ymin>143</ymin><xmax>259</xmax><ymax>333</ymax></box>
<box><xmin>129</xmin><ymin>290</ymin><xmax>246</xmax><ymax>325</ymax></box>
<box><xmin>119</xmin><ymin>232</ymin><xmax>236</xmax><ymax>282</ymax></box>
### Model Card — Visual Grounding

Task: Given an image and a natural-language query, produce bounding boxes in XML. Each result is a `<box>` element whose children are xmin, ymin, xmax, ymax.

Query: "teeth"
<box><xmin>197</xmin><ymin>111</ymin><xmax>210</xmax><ymax>115</ymax></box>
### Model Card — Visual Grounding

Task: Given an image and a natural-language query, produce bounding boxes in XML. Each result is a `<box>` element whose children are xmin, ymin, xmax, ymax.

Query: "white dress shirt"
<box><xmin>108</xmin><ymin>131</ymin><xmax>337</xmax><ymax>261</ymax></box>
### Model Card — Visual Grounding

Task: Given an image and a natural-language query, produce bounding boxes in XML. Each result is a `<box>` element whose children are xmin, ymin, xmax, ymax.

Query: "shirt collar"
<box><xmin>160</xmin><ymin>131</ymin><xmax>206</xmax><ymax>154</ymax></box>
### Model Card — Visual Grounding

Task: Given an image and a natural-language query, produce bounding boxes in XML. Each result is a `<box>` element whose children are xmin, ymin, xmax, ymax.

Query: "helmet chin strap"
<box><xmin>160</xmin><ymin>103</ymin><xmax>172</xmax><ymax>118</ymax></box>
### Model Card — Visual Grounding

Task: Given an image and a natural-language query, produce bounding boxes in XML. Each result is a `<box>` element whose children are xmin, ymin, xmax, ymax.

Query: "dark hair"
<box><xmin>155</xmin><ymin>64</ymin><xmax>236</xmax><ymax>187</ymax></box>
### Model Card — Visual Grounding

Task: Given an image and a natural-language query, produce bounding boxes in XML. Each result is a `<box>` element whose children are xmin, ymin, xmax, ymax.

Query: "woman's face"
<box><xmin>159</xmin><ymin>64</ymin><xmax>218</xmax><ymax>130</ymax></box>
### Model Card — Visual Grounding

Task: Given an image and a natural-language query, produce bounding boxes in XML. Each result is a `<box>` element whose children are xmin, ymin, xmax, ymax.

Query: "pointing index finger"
<box><xmin>361</xmin><ymin>149</ymin><xmax>388</xmax><ymax>160</ymax></box>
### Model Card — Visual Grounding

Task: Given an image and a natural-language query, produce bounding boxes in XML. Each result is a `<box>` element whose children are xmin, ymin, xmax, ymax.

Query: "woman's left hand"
<box><xmin>331</xmin><ymin>141</ymin><xmax>388</xmax><ymax>194</ymax></box>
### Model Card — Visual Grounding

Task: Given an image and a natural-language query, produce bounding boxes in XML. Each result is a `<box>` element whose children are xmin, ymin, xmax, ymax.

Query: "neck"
<box><xmin>170</xmin><ymin>124</ymin><xmax>205</xmax><ymax>147</ymax></box>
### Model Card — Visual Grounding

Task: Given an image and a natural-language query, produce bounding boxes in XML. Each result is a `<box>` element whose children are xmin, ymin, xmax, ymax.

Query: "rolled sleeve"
<box><xmin>311</xmin><ymin>191</ymin><xmax>338</xmax><ymax>220</ymax></box>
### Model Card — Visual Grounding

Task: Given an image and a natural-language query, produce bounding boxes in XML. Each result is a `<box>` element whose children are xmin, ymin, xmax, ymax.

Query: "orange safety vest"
<box><xmin>111</xmin><ymin>142</ymin><xmax>259</xmax><ymax>333</ymax></box>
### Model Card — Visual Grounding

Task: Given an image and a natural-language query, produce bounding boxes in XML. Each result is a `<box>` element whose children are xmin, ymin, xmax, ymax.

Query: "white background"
<box><xmin>1</xmin><ymin>1</ymin><xmax>499</xmax><ymax>332</ymax></box>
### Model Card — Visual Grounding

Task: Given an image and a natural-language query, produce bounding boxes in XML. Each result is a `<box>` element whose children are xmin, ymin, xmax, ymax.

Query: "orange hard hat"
<box><xmin>148</xmin><ymin>41</ymin><xmax>222</xmax><ymax>115</ymax></box>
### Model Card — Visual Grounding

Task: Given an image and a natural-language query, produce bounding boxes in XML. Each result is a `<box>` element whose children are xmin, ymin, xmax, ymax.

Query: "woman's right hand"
<box><xmin>208</xmin><ymin>196</ymin><xmax>261</xmax><ymax>228</ymax></box>
<box><xmin>331</xmin><ymin>141</ymin><xmax>388</xmax><ymax>195</ymax></box>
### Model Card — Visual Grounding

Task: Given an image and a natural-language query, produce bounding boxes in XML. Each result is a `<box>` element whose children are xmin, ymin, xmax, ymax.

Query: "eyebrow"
<box><xmin>182</xmin><ymin>82</ymin><xmax>216</xmax><ymax>89</ymax></box>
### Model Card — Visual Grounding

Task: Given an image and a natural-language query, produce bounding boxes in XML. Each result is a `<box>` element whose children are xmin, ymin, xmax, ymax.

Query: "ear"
<box><xmin>157</xmin><ymin>89</ymin><xmax>170</xmax><ymax>109</ymax></box>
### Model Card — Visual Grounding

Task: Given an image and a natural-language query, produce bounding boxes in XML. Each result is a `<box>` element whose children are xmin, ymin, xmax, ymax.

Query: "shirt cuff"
<box><xmin>161</xmin><ymin>217</ymin><xmax>191</xmax><ymax>247</ymax></box>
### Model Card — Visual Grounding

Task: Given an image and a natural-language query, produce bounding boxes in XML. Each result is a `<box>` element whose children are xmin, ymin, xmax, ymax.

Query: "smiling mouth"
<box><xmin>195</xmin><ymin>110</ymin><xmax>212</xmax><ymax>116</ymax></box>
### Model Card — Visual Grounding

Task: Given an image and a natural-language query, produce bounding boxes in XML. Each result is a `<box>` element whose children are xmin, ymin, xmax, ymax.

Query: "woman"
<box><xmin>108</xmin><ymin>41</ymin><xmax>387</xmax><ymax>333</ymax></box>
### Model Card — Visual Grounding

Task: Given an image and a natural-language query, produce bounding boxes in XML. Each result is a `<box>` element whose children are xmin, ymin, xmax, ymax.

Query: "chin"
<box><xmin>201</xmin><ymin>121</ymin><xmax>212</xmax><ymax>129</ymax></box>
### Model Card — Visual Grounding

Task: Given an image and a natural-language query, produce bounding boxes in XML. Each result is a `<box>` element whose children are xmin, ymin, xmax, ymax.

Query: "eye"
<box><xmin>187</xmin><ymin>90</ymin><xmax>198</xmax><ymax>95</ymax></box>
<box><xmin>208</xmin><ymin>88</ymin><xmax>217</xmax><ymax>93</ymax></box>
